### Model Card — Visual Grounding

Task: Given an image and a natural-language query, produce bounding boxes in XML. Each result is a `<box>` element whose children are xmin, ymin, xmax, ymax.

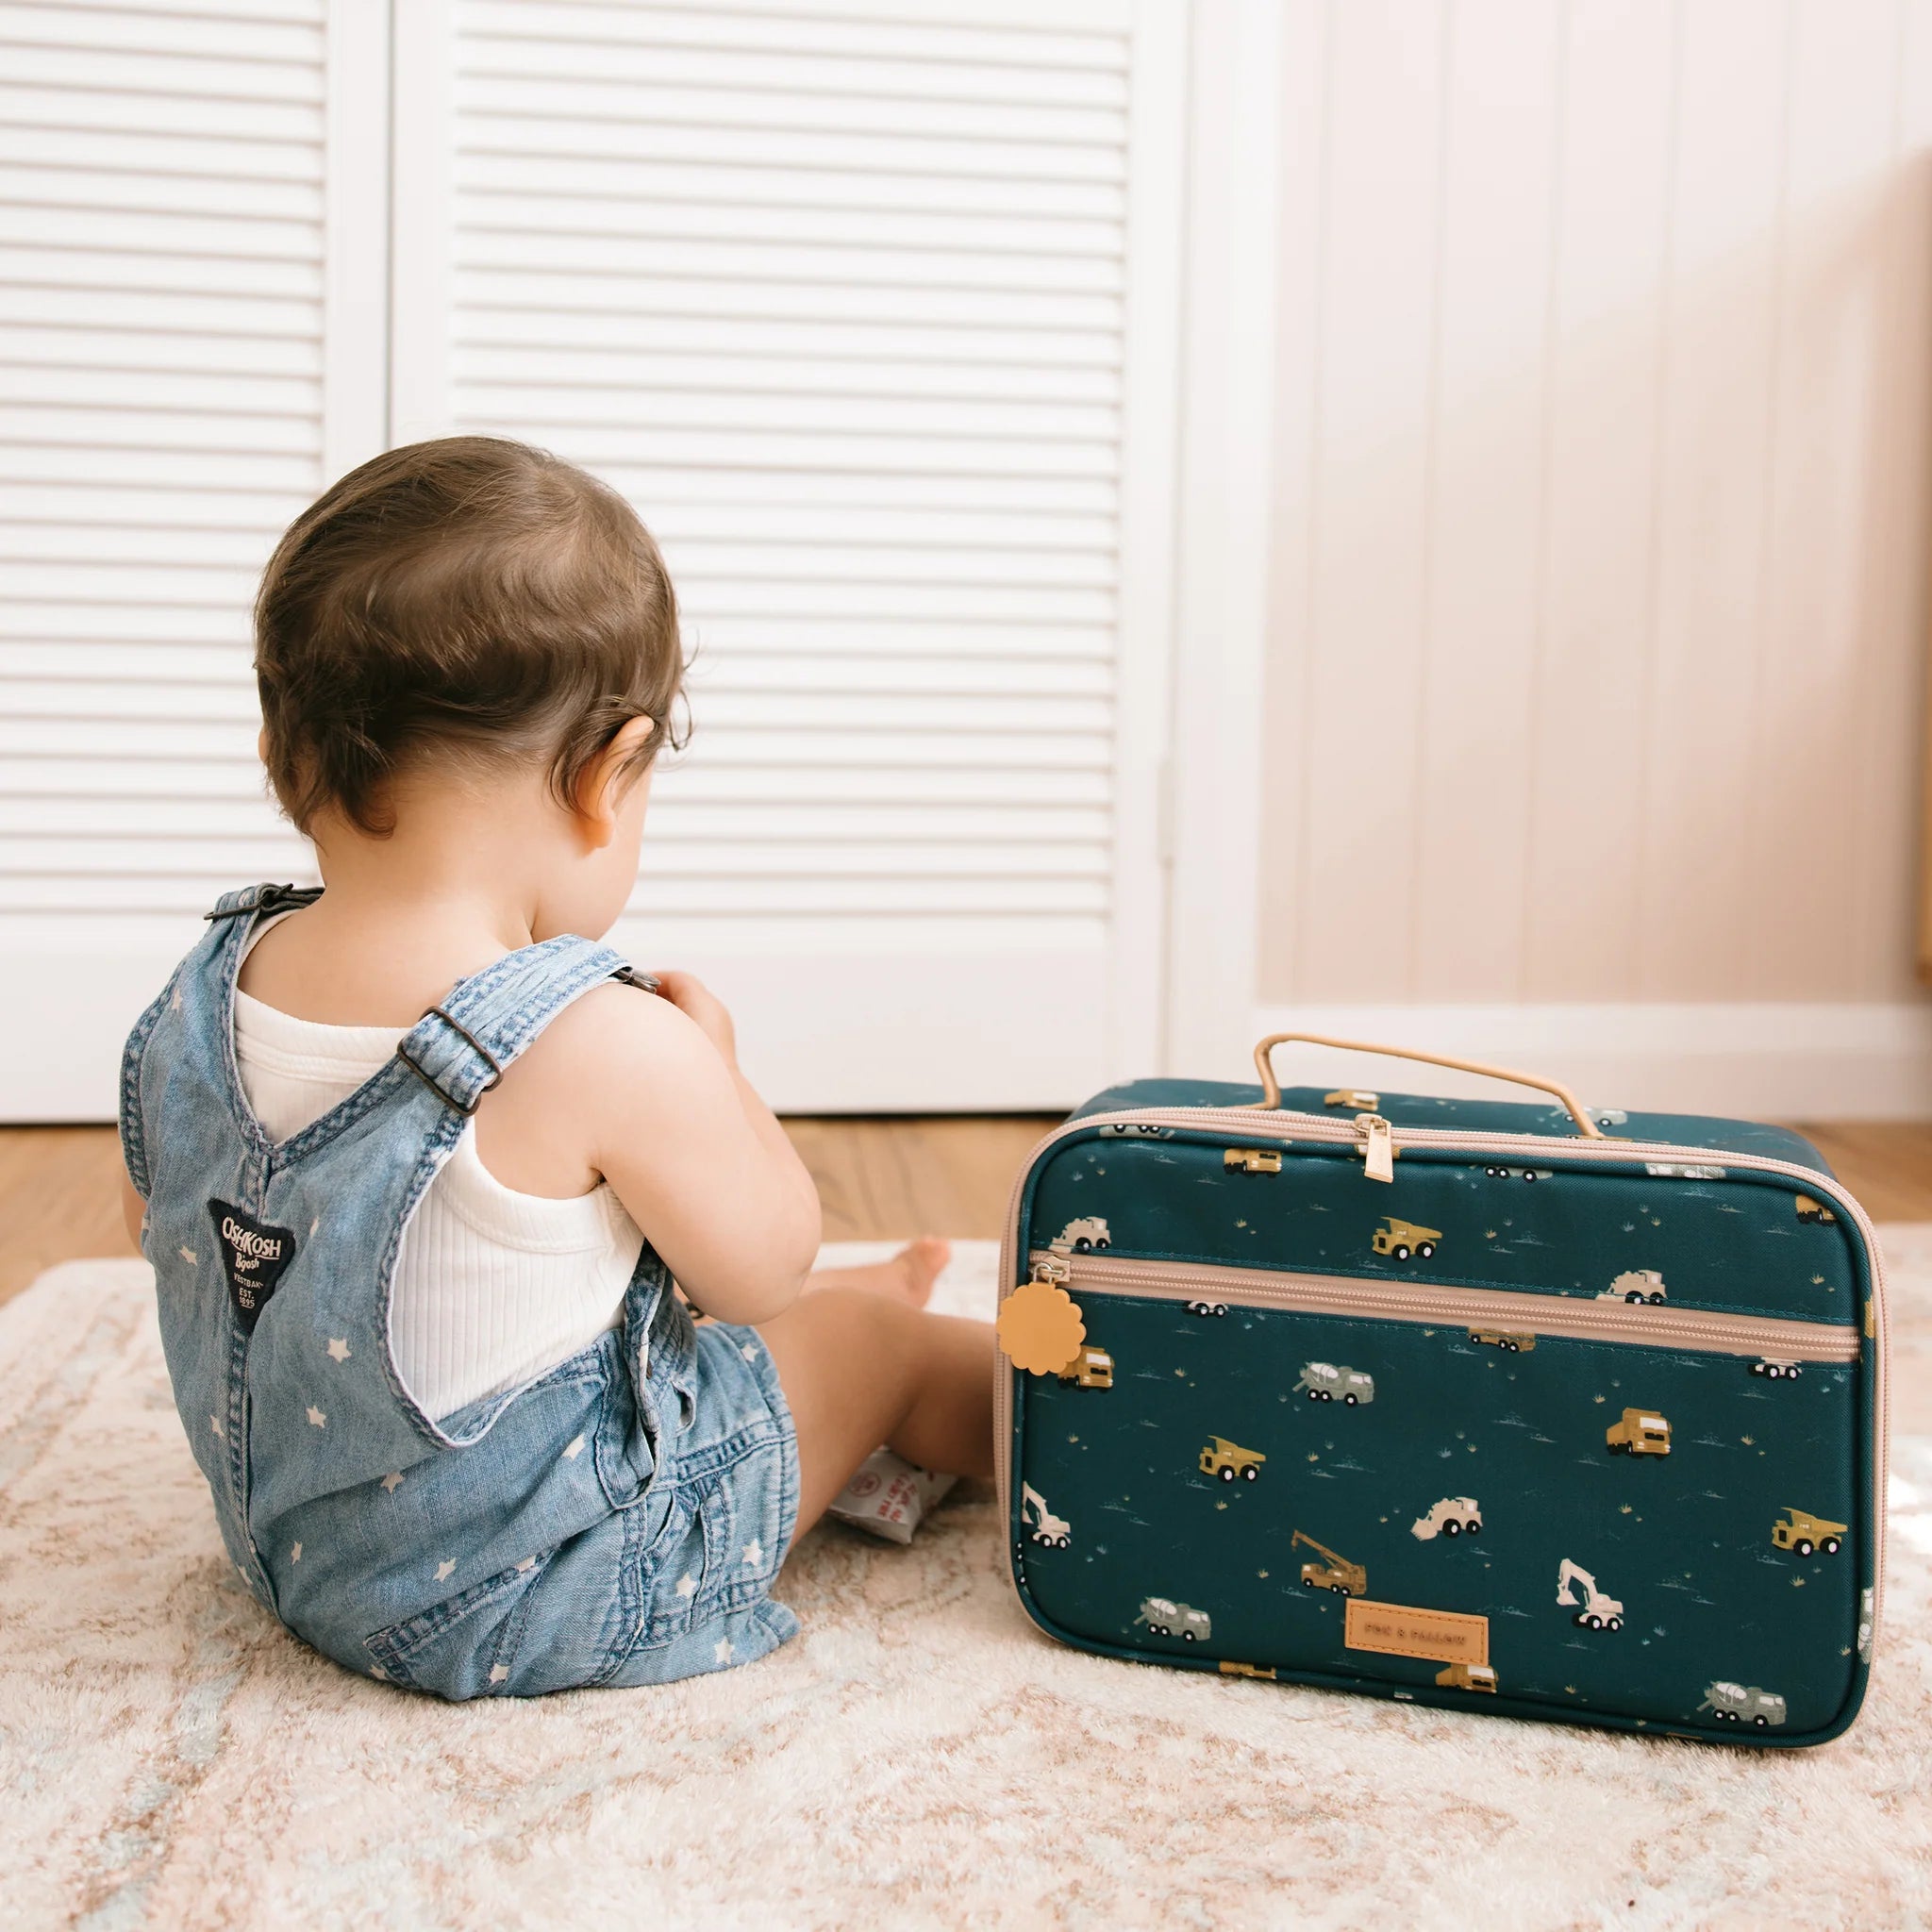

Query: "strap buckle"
<box><xmin>205</xmin><ymin>882</ymin><xmax>322</xmax><ymax>923</ymax></box>
<box><xmin>611</xmin><ymin>964</ymin><xmax>661</xmax><ymax>994</ymax></box>
<box><xmin>393</xmin><ymin>1005</ymin><xmax>504</xmax><ymax>1117</ymax></box>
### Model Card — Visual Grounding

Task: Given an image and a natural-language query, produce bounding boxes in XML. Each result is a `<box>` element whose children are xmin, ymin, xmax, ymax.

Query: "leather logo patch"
<box><xmin>208</xmin><ymin>1200</ymin><xmax>296</xmax><ymax>1333</ymax></box>
<box><xmin>1344</xmin><ymin>1599</ymin><xmax>1490</xmax><ymax>1666</ymax></box>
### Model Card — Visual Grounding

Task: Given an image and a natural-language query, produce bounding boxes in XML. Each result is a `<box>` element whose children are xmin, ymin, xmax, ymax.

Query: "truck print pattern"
<box><xmin>1296</xmin><ymin>1362</ymin><xmax>1375</xmax><ymax>1405</ymax></box>
<box><xmin>1136</xmin><ymin>1597</ymin><xmax>1210</xmax><ymax>1641</ymax></box>
<box><xmin>1005</xmin><ymin>1074</ymin><xmax>1876</xmax><ymax>1747</ymax></box>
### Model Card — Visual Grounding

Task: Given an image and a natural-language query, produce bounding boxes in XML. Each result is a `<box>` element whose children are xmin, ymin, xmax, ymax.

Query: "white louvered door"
<box><xmin>392</xmin><ymin>0</ymin><xmax>1185</xmax><ymax>1110</ymax></box>
<box><xmin>1</xmin><ymin>0</ymin><xmax>1182</xmax><ymax>1119</ymax></box>
<box><xmin>0</xmin><ymin>0</ymin><xmax>386</xmax><ymax>1120</ymax></box>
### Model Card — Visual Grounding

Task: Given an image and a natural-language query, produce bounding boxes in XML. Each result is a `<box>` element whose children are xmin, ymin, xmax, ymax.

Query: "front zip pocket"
<box><xmin>1026</xmin><ymin>1252</ymin><xmax>1860</xmax><ymax>1367</ymax></box>
<box><xmin>1005</xmin><ymin>1265</ymin><xmax>1868</xmax><ymax>1738</ymax></box>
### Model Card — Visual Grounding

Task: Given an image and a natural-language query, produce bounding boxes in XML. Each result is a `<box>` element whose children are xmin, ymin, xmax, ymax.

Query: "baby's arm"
<box><xmin>535</xmin><ymin>973</ymin><xmax>822</xmax><ymax>1325</ymax></box>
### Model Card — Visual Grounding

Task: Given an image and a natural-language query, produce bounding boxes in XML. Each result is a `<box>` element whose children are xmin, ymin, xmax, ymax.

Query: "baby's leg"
<box><xmin>757</xmin><ymin>1290</ymin><xmax>994</xmax><ymax>1538</ymax></box>
<box><xmin>805</xmin><ymin>1236</ymin><xmax>950</xmax><ymax>1308</ymax></box>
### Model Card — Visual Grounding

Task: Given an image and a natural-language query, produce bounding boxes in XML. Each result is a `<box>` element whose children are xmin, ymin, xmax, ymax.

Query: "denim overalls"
<box><xmin>119</xmin><ymin>884</ymin><xmax>800</xmax><ymax>1698</ymax></box>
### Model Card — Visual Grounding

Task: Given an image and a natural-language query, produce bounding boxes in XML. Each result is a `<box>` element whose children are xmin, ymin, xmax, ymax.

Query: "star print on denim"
<box><xmin>209</xmin><ymin>1414</ymin><xmax>223</xmax><ymax>1439</ymax></box>
<box><xmin>380</xmin><ymin>1472</ymin><xmax>402</xmax><ymax>1492</ymax></box>
<box><xmin>435</xmin><ymin>1559</ymin><xmax>455</xmax><ymax>1582</ymax></box>
<box><xmin>561</xmin><ymin>1435</ymin><xmax>585</xmax><ymax>1461</ymax></box>
<box><xmin>675</xmin><ymin>1574</ymin><xmax>697</xmax><ymax>1597</ymax></box>
<box><xmin>714</xmin><ymin>1640</ymin><xmax>732</xmax><ymax>1665</ymax></box>
<box><xmin>326</xmin><ymin>1338</ymin><xmax>350</xmax><ymax>1362</ymax></box>
<box><xmin>490</xmin><ymin>1664</ymin><xmax>508</xmax><ymax>1684</ymax></box>
<box><xmin>307</xmin><ymin>1406</ymin><xmax>325</xmax><ymax>1427</ymax></box>
<box><xmin>742</xmin><ymin>1541</ymin><xmax>762</xmax><ymax>1567</ymax></box>
<box><xmin>179</xmin><ymin>1246</ymin><xmax>197</xmax><ymax>1266</ymax></box>
<box><xmin>291</xmin><ymin>1542</ymin><xmax>302</xmax><ymax>1562</ymax></box>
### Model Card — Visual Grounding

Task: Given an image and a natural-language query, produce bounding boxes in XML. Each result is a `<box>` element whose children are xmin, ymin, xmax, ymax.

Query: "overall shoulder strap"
<box><xmin>206</xmin><ymin>881</ymin><xmax>325</xmax><ymax>924</ymax></box>
<box><xmin>392</xmin><ymin>935</ymin><xmax>633</xmax><ymax>1117</ymax></box>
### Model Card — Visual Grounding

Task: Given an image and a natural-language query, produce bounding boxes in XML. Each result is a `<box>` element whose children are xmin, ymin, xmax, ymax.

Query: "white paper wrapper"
<box><xmin>824</xmin><ymin>1448</ymin><xmax>958</xmax><ymax>1544</ymax></box>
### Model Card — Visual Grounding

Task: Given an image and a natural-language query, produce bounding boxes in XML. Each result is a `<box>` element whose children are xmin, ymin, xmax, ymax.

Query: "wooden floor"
<box><xmin>4</xmin><ymin>1118</ymin><xmax>1931</xmax><ymax>1310</ymax></box>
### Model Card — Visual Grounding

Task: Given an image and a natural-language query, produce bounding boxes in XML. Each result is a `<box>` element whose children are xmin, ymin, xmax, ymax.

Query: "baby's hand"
<box><xmin>651</xmin><ymin>971</ymin><xmax>738</xmax><ymax>1069</ymax></box>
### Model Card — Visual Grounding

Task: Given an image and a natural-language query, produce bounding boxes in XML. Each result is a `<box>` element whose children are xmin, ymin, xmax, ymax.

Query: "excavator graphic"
<box><xmin>1020</xmin><ymin>1483</ymin><xmax>1072</xmax><ymax>1548</ymax></box>
<box><xmin>1292</xmin><ymin>1528</ymin><xmax>1366</xmax><ymax>1597</ymax></box>
<box><xmin>1556</xmin><ymin>1557</ymin><xmax>1624</xmax><ymax>1632</ymax></box>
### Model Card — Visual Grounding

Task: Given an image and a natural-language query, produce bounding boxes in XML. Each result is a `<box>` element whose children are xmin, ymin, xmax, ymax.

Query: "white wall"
<box><xmin>1245</xmin><ymin>0</ymin><xmax>1932</xmax><ymax>1115</ymax></box>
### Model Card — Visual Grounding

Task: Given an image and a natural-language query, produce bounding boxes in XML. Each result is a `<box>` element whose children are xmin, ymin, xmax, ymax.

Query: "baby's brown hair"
<box><xmin>255</xmin><ymin>436</ymin><xmax>683</xmax><ymax>836</ymax></box>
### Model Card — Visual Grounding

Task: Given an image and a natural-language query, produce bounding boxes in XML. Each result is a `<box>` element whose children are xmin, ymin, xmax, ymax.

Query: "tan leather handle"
<box><xmin>1249</xmin><ymin>1031</ymin><xmax>1604</xmax><ymax>1138</ymax></box>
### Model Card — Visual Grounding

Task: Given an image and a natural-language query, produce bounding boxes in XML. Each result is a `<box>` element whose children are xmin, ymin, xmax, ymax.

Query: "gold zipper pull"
<box><xmin>1357</xmin><ymin>1113</ymin><xmax>1395</xmax><ymax>1184</ymax></box>
<box><xmin>1033</xmin><ymin>1255</ymin><xmax>1071</xmax><ymax>1285</ymax></box>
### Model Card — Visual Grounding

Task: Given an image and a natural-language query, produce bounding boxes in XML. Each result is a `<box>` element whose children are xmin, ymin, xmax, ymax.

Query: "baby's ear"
<box><xmin>574</xmin><ymin>716</ymin><xmax>657</xmax><ymax>841</ymax></box>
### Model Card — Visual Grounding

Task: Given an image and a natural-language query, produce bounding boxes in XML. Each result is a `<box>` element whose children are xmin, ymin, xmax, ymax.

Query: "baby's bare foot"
<box><xmin>886</xmin><ymin>1236</ymin><xmax>950</xmax><ymax>1307</ymax></box>
<box><xmin>807</xmin><ymin>1237</ymin><xmax>952</xmax><ymax>1307</ymax></box>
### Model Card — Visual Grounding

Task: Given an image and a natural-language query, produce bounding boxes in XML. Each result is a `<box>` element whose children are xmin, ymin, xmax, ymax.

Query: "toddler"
<box><xmin>118</xmin><ymin>437</ymin><xmax>996</xmax><ymax>1698</ymax></box>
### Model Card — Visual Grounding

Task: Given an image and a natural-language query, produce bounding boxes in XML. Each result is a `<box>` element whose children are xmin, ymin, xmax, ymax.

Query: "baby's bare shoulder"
<box><xmin>507</xmin><ymin>979</ymin><xmax>724</xmax><ymax>1116</ymax></box>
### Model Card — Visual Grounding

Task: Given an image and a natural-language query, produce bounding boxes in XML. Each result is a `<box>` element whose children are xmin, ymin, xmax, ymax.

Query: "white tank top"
<box><xmin>230</xmin><ymin>975</ymin><xmax>642</xmax><ymax>1423</ymax></box>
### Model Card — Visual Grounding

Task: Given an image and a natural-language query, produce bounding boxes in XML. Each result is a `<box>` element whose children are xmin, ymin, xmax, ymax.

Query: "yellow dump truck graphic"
<box><xmin>1372</xmin><ymin>1218</ymin><xmax>1440</xmax><ymax>1261</ymax></box>
<box><xmin>1199</xmin><ymin>1437</ymin><xmax>1265</xmax><ymax>1483</ymax></box>
<box><xmin>1219</xmin><ymin>1660</ymin><xmax>1276</xmax><ymax>1680</ymax></box>
<box><xmin>1606</xmin><ymin>1407</ymin><xmax>1671</xmax><ymax>1456</ymax></box>
<box><xmin>1436</xmin><ymin>1661</ymin><xmax>1497</xmax><ymax>1694</ymax></box>
<box><xmin>1794</xmin><ymin>1194</ymin><xmax>1837</xmax><ymax>1224</ymax></box>
<box><xmin>1771</xmin><ymin>1508</ymin><xmax>1846</xmax><ymax>1557</ymax></box>
<box><xmin>1469</xmin><ymin>1329</ymin><xmax>1536</xmax><ymax>1354</ymax></box>
<box><xmin>1292</xmin><ymin>1529</ymin><xmax>1366</xmax><ymax>1597</ymax></box>
<box><xmin>1057</xmin><ymin>1345</ymin><xmax>1114</xmax><ymax>1390</ymax></box>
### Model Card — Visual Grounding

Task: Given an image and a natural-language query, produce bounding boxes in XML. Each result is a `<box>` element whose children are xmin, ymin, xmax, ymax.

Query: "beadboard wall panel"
<box><xmin>391</xmin><ymin>0</ymin><xmax>1188</xmax><ymax>1108</ymax></box>
<box><xmin>1259</xmin><ymin>0</ymin><xmax>1932</xmax><ymax>1012</ymax></box>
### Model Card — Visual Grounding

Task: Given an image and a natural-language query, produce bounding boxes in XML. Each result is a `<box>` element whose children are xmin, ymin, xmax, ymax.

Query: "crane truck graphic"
<box><xmin>1137</xmin><ymin>1596</ymin><xmax>1210</xmax><ymax>1641</ymax></box>
<box><xmin>1020</xmin><ymin>1483</ymin><xmax>1071</xmax><ymax>1548</ymax></box>
<box><xmin>1699</xmin><ymin>1681</ymin><xmax>1786</xmax><ymax>1727</ymax></box>
<box><xmin>1436</xmin><ymin>1662</ymin><xmax>1498</xmax><ymax>1694</ymax></box>
<box><xmin>1293</xmin><ymin>1529</ymin><xmax>1366</xmax><ymax>1596</ymax></box>
<box><xmin>1556</xmin><ymin>1557</ymin><xmax>1624</xmax><ymax>1631</ymax></box>
<box><xmin>1771</xmin><ymin>1507</ymin><xmax>1845</xmax><ymax>1557</ymax></box>
<box><xmin>1411</xmin><ymin>1496</ymin><xmax>1482</xmax><ymax>1541</ymax></box>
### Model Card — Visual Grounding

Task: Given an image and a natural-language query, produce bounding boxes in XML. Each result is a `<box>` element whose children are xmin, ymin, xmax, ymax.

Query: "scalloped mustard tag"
<box><xmin>996</xmin><ymin>1279</ymin><xmax>1088</xmax><ymax>1376</ymax></box>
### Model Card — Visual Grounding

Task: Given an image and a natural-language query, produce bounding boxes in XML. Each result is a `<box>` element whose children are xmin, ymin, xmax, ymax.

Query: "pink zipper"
<box><xmin>1026</xmin><ymin>1249</ymin><xmax>1859</xmax><ymax>1363</ymax></box>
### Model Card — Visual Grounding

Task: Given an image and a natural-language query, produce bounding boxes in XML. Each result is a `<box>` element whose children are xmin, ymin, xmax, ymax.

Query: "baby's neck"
<box><xmin>242</xmin><ymin>779</ymin><xmax>576</xmax><ymax>1027</ymax></box>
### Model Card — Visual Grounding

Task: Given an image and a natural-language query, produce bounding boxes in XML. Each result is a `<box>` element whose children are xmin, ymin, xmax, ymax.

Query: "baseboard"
<box><xmin>1247</xmin><ymin>1003</ymin><xmax>1932</xmax><ymax>1122</ymax></box>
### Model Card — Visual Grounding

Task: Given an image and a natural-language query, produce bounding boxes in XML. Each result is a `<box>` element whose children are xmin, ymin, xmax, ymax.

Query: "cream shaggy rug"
<box><xmin>3</xmin><ymin>1238</ymin><xmax>1931</xmax><ymax>1932</ymax></box>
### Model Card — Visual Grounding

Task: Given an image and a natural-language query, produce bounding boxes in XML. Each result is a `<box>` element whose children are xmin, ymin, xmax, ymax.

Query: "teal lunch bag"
<box><xmin>994</xmin><ymin>1035</ymin><xmax>1889</xmax><ymax>1746</ymax></box>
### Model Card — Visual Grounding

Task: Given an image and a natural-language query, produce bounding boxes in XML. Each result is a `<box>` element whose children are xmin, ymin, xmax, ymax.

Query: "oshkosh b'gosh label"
<box><xmin>207</xmin><ymin>1200</ymin><xmax>296</xmax><ymax>1332</ymax></box>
